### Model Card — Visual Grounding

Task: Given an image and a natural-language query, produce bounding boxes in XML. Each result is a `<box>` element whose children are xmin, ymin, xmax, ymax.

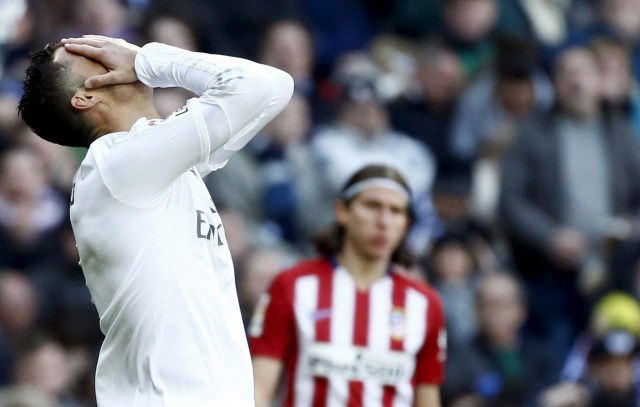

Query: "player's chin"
<box><xmin>365</xmin><ymin>241</ymin><xmax>394</xmax><ymax>260</ymax></box>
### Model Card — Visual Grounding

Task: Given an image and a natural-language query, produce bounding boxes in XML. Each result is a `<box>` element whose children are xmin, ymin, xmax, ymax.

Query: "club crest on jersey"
<box><xmin>390</xmin><ymin>307</ymin><xmax>405</xmax><ymax>341</ymax></box>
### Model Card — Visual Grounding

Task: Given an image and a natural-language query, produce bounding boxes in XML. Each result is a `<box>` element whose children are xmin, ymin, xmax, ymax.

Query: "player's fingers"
<box><xmin>63</xmin><ymin>42</ymin><xmax>106</xmax><ymax>61</ymax></box>
<box><xmin>85</xmin><ymin>71</ymin><xmax>132</xmax><ymax>89</ymax></box>
<box><xmin>61</xmin><ymin>37</ymin><xmax>107</xmax><ymax>47</ymax></box>
<box><xmin>85</xmin><ymin>72</ymin><xmax>115</xmax><ymax>89</ymax></box>
<box><xmin>82</xmin><ymin>34</ymin><xmax>111</xmax><ymax>40</ymax></box>
<box><xmin>82</xmin><ymin>35</ymin><xmax>129</xmax><ymax>47</ymax></box>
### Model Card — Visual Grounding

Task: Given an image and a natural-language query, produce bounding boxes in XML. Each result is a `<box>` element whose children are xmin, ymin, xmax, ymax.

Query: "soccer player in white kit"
<box><xmin>250</xmin><ymin>165</ymin><xmax>447</xmax><ymax>407</ymax></box>
<box><xmin>17</xmin><ymin>35</ymin><xmax>293</xmax><ymax>407</ymax></box>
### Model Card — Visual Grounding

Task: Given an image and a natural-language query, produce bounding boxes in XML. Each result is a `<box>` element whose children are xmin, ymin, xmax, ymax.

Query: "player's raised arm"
<box><xmin>62</xmin><ymin>36</ymin><xmax>294</xmax><ymax>204</ymax></box>
<box><xmin>133</xmin><ymin>41</ymin><xmax>294</xmax><ymax>155</ymax></box>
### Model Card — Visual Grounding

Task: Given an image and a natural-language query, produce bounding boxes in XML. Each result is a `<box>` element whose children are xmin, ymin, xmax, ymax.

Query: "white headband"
<box><xmin>341</xmin><ymin>178</ymin><xmax>411</xmax><ymax>201</ymax></box>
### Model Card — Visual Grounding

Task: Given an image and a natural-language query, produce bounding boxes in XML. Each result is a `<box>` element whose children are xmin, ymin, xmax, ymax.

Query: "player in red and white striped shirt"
<box><xmin>250</xmin><ymin>165</ymin><xmax>446</xmax><ymax>407</ymax></box>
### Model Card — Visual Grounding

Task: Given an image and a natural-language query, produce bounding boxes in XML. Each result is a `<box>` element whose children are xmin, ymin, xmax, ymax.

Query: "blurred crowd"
<box><xmin>3</xmin><ymin>0</ymin><xmax>640</xmax><ymax>406</ymax></box>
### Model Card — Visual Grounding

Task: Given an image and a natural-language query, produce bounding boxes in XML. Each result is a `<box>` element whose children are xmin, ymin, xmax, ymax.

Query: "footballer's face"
<box><xmin>337</xmin><ymin>186</ymin><xmax>410</xmax><ymax>263</ymax></box>
<box><xmin>54</xmin><ymin>46</ymin><xmax>108</xmax><ymax>84</ymax></box>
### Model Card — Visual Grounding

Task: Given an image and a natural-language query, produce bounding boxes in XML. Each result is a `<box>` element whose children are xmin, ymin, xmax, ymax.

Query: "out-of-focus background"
<box><xmin>2</xmin><ymin>0</ymin><xmax>640</xmax><ymax>406</ymax></box>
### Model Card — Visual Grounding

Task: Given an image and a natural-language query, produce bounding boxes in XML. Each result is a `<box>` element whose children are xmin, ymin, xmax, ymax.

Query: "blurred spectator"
<box><xmin>0</xmin><ymin>270</ymin><xmax>36</xmax><ymax>385</ymax></box>
<box><xmin>0</xmin><ymin>271</ymin><xmax>38</xmax><ymax>341</ymax></box>
<box><xmin>0</xmin><ymin>77</ymin><xmax>24</xmax><ymax>143</ymax></box>
<box><xmin>450</xmin><ymin>35</ymin><xmax>552</xmax><ymax>166</ymax></box>
<box><xmin>384</xmin><ymin>0</ymin><xmax>444</xmax><ymax>39</ymax></box>
<box><xmin>309</xmin><ymin>67</ymin><xmax>437</xmax><ymax>257</ymax></box>
<box><xmin>388</xmin><ymin>38</ymin><xmax>466</xmax><ymax>171</ymax></box>
<box><xmin>64</xmin><ymin>0</ymin><xmax>138</xmax><ymax>42</ymax></box>
<box><xmin>366</xmin><ymin>35</ymin><xmax>421</xmax><ymax>103</ymax></box>
<box><xmin>145</xmin><ymin>0</ymin><xmax>303</xmax><ymax>58</ymax></box>
<box><xmin>0</xmin><ymin>146</ymin><xmax>67</xmax><ymax>269</ymax></box>
<box><xmin>217</xmin><ymin>207</ymin><xmax>259</xmax><ymax>262</ymax></box>
<box><xmin>293</xmin><ymin>0</ymin><xmax>381</xmax><ymax>77</ymax></box>
<box><xmin>1</xmin><ymin>0</ymin><xmax>69</xmax><ymax>72</ymax></box>
<box><xmin>12</xmin><ymin>334</ymin><xmax>81</xmax><ymax>407</ymax></box>
<box><xmin>258</xmin><ymin>20</ymin><xmax>314</xmax><ymax>96</ymax></box>
<box><xmin>19</xmin><ymin>131</ymin><xmax>81</xmax><ymax>193</ymax></box>
<box><xmin>27</xmin><ymin>218</ymin><xmax>102</xmax><ymax>351</ymax></box>
<box><xmin>589</xmin><ymin>36</ymin><xmax>640</xmax><ymax>137</ymax></box>
<box><xmin>236</xmin><ymin>246</ymin><xmax>296</xmax><ymax>329</ymax></box>
<box><xmin>437</xmin><ymin>0</ymin><xmax>500</xmax><ymax>79</ymax></box>
<box><xmin>427</xmin><ymin>232</ymin><xmax>480</xmax><ymax>347</ymax></box>
<box><xmin>570</xmin><ymin>0</ymin><xmax>640</xmax><ymax>85</ymax></box>
<box><xmin>442</xmin><ymin>272</ymin><xmax>559</xmax><ymax>407</ymax></box>
<box><xmin>0</xmin><ymin>0</ymin><xmax>26</xmax><ymax>69</ymax></box>
<box><xmin>206</xmin><ymin>92</ymin><xmax>318</xmax><ymax>251</ymax></box>
<box><xmin>450</xmin><ymin>35</ymin><xmax>553</xmax><ymax>229</ymax></box>
<box><xmin>385</xmin><ymin>0</ymin><xmax>532</xmax><ymax>47</ymax></box>
<box><xmin>256</xmin><ymin>19</ymin><xmax>343</xmax><ymax>128</ymax></box>
<box><xmin>560</xmin><ymin>291</ymin><xmax>640</xmax><ymax>384</ymax></box>
<box><xmin>587</xmin><ymin>329</ymin><xmax>639</xmax><ymax>406</ymax></box>
<box><xmin>254</xmin><ymin>93</ymin><xmax>316</xmax><ymax>246</ymax></box>
<box><xmin>140</xmin><ymin>11</ymin><xmax>200</xmax><ymax>50</ymax></box>
<box><xmin>0</xmin><ymin>384</ymin><xmax>55</xmax><ymax>407</ymax></box>
<box><xmin>499</xmin><ymin>45</ymin><xmax>640</xmax><ymax>363</ymax></box>
<box><xmin>429</xmin><ymin>169</ymin><xmax>504</xmax><ymax>277</ymax></box>
<box><xmin>430</xmin><ymin>171</ymin><xmax>473</xmax><ymax>234</ymax></box>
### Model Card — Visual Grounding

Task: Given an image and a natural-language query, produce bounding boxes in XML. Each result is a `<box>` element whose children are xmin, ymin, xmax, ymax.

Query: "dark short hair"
<box><xmin>18</xmin><ymin>41</ymin><xmax>94</xmax><ymax>147</ymax></box>
<box><xmin>313</xmin><ymin>164</ymin><xmax>416</xmax><ymax>267</ymax></box>
<box><xmin>495</xmin><ymin>34</ymin><xmax>539</xmax><ymax>80</ymax></box>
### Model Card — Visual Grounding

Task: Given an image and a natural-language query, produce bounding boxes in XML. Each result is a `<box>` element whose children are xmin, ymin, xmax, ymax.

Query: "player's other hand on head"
<box><xmin>62</xmin><ymin>35</ymin><xmax>140</xmax><ymax>89</ymax></box>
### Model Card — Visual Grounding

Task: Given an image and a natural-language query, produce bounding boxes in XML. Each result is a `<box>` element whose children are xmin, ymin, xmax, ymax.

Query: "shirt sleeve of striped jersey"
<box><xmin>414</xmin><ymin>289</ymin><xmax>447</xmax><ymax>385</ymax></box>
<box><xmin>97</xmin><ymin>42</ymin><xmax>293</xmax><ymax>205</ymax></box>
<box><xmin>248</xmin><ymin>271</ymin><xmax>295</xmax><ymax>360</ymax></box>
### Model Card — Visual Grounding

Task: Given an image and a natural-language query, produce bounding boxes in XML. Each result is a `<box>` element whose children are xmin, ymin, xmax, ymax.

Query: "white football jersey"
<box><xmin>70</xmin><ymin>43</ymin><xmax>293</xmax><ymax>407</ymax></box>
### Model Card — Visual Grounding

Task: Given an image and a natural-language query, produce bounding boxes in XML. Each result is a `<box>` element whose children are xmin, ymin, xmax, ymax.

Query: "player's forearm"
<box><xmin>415</xmin><ymin>385</ymin><xmax>442</xmax><ymax>407</ymax></box>
<box><xmin>253</xmin><ymin>357</ymin><xmax>284</xmax><ymax>407</ymax></box>
<box><xmin>134</xmin><ymin>42</ymin><xmax>293</xmax><ymax>152</ymax></box>
<box><xmin>134</xmin><ymin>42</ymin><xmax>275</xmax><ymax>94</ymax></box>
<box><xmin>217</xmin><ymin>61</ymin><xmax>294</xmax><ymax>152</ymax></box>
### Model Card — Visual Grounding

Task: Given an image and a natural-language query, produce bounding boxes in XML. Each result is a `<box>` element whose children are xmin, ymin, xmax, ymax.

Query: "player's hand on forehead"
<box><xmin>61</xmin><ymin>35</ymin><xmax>141</xmax><ymax>89</ymax></box>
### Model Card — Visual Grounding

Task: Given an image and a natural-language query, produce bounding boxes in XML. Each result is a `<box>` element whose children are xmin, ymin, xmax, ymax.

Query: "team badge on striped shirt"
<box><xmin>390</xmin><ymin>307</ymin><xmax>406</xmax><ymax>341</ymax></box>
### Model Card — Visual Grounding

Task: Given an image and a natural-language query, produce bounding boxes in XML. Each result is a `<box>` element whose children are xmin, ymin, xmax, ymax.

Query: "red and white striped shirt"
<box><xmin>249</xmin><ymin>258</ymin><xmax>446</xmax><ymax>407</ymax></box>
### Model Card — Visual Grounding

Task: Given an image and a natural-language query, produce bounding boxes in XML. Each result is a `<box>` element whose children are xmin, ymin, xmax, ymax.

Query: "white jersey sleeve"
<box><xmin>98</xmin><ymin>42</ymin><xmax>294</xmax><ymax>206</ymax></box>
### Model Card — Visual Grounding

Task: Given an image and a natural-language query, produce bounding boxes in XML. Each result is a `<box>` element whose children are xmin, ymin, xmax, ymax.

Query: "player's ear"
<box><xmin>71</xmin><ymin>91</ymin><xmax>100</xmax><ymax>111</ymax></box>
<box><xmin>335</xmin><ymin>200</ymin><xmax>348</xmax><ymax>226</ymax></box>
